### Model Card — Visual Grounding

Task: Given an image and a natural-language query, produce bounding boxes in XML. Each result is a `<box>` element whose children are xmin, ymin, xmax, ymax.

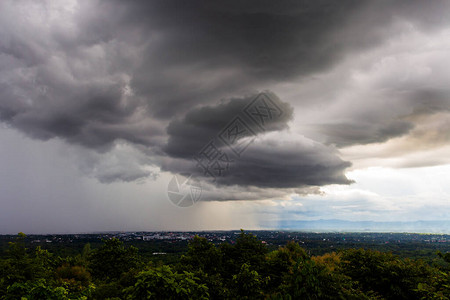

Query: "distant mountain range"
<box><xmin>270</xmin><ymin>219</ymin><xmax>450</xmax><ymax>233</ymax></box>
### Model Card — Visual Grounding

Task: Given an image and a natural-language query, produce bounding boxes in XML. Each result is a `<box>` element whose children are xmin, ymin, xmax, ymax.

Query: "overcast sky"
<box><xmin>1</xmin><ymin>0</ymin><xmax>450</xmax><ymax>233</ymax></box>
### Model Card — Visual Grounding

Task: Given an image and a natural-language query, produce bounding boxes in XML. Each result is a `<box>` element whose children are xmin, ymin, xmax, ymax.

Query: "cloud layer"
<box><xmin>1</xmin><ymin>0</ymin><xmax>450</xmax><ymax>198</ymax></box>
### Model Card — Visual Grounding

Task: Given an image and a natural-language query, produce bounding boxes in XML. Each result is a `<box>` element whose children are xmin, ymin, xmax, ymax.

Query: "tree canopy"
<box><xmin>0</xmin><ymin>232</ymin><xmax>448</xmax><ymax>299</ymax></box>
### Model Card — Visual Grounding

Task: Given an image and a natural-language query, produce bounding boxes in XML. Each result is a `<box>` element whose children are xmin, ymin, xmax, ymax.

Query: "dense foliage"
<box><xmin>0</xmin><ymin>231</ymin><xmax>449</xmax><ymax>299</ymax></box>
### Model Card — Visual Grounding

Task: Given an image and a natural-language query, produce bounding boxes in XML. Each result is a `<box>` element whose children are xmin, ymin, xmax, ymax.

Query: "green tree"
<box><xmin>0</xmin><ymin>233</ymin><xmax>54</xmax><ymax>294</ymax></box>
<box><xmin>221</xmin><ymin>230</ymin><xmax>268</xmax><ymax>278</ymax></box>
<box><xmin>415</xmin><ymin>252</ymin><xmax>450</xmax><ymax>299</ymax></box>
<box><xmin>231</xmin><ymin>263</ymin><xmax>266</xmax><ymax>299</ymax></box>
<box><xmin>88</xmin><ymin>238</ymin><xmax>140</xmax><ymax>281</ymax></box>
<box><xmin>181</xmin><ymin>236</ymin><xmax>222</xmax><ymax>274</ymax></box>
<box><xmin>55</xmin><ymin>264</ymin><xmax>93</xmax><ymax>297</ymax></box>
<box><xmin>4</xmin><ymin>279</ymin><xmax>69</xmax><ymax>300</ymax></box>
<box><xmin>124</xmin><ymin>265</ymin><xmax>209</xmax><ymax>300</ymax></box>
<box><xmin>180</xmin><ymin>236</ymin><xmax>228</xmax><ymax>299</ymax></box>
<box><xmin>265</xmin><ymin>242</ymin><xmax>308</xmax><ymax>291</ymax></box>
<box><xmin>339</xmin><ymin>248</ymin><xmax>432</xmax><ymax>300</ymax></box>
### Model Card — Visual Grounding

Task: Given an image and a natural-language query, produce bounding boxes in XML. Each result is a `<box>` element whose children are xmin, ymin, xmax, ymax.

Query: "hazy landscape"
<box><xmin>1</xmin><ymin>0</ymin><xmax>450</xmax><ymax>298</ymax></box>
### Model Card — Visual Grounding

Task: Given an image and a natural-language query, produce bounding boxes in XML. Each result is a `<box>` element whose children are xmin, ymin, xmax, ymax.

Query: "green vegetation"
<box><xmin>0</xmin><ymin>231</ymin><xmax>449</xmax><ymax>299</ymax></box>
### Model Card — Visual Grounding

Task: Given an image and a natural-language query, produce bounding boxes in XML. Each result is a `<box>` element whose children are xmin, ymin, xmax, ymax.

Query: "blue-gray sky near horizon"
<box><xmin>0</xmin><ymin>0</ymin><xmax>450</xmax><ymax>233</ymax></box>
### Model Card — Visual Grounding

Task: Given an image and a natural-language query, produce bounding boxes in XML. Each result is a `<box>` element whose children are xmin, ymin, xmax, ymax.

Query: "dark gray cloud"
<box><xmin>124</xmin><ymin>0</ymin><xmax>364</xmax><ymax>117</ymax></box>
<box><xmin>2</xmin><ymin>0</ymin><xmax>450</xmax><ymax>236</ymax></box>
<box><xmin>1</xmin><ymin>0</ymin><xmax>450</xmax><ymax>186</ymax></box>
<box><xmin>161</xmin><ymin>93</ymin><xmax>350</xmax><ymax>189</ymax></box>
<box><xmin>164</xmin><ymin>92</ymin><xmax>293</xmax><ymax>158</ymax></box>
<box><xmin>121</xmin><ymin>0</ymin><xmax>450</xmax><ymax>117</ymax></box>
<box><xmin>212</xmin><ymin>133</ymin><xmax>353</xmax><ymax>188</ymax></box>
<box><xmin>317</xmin><ymin>120</ymin><xmax>414</xmax><ymax>147</ymax></box>
<box><xmin>162</xmin><ymin>131</ymin><xmax>352</xmax><ymax>189</ymax></box>
<box><xmin>311</xmin><ymin>81</ymin><xmax>450</xmax><ymax>149</ymax></box>
<box><xmin>407</xmin><ymin>89</ymin><xmax>450</xmax><ymax>115</ymax></box>
<box><xmin>0</xmin><ymin>1</ymin><xmax>166</xmax><ymax>153</ymax></box>
<box><xmin>2</xmin><ymin>0</ymin><xmax>448</xmax><ymax>147</ymax></box>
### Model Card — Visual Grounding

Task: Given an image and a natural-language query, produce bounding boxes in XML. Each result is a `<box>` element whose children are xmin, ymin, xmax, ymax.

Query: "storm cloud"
<box><xmin>2</xmin><ymin>0</ymin><xmax>450</xmax><ymax>234</ymax></box>
<box><xmin>1</xmin><ymin>0</ymin><xmax>450</xmax><ymax>192</ymax></box>
<box><xmin>160</xmin><ymin>93</ymin><xmax>351</xmax><ymax>190</ymax></box>
<box><xmin>164</xmin><ymin>92</ymin><xmax>293</xmax><ymax>158</ymax></box>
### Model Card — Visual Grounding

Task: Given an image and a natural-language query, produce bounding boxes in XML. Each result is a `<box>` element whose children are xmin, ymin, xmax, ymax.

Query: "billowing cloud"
<box><xmin>210</xmin><ymin>132</ymin><xmax>352</xmax><ymax>188</ymax></box>
<box><xmin>2</xmin><ymin>0</ymin><xmax>450</xmax><ymax>234</ymax></box>
<box><xmin>163</xmin><ymin>130</ymin><xmax>352</xmax><ymax>191</ymax></box>
<box><xmin>161</xmin><ymin>93</ymin><xmax>351</xmax><ymax>191</ymax></box>
<box><xmin>1</xmin><ymin>0</ymin><xmax>450</xmax><ymax>192</ymax></box>
<box><xmin>164</xmin><ymin>92</ymin><xmax>293</xmax><ymax>159</ymax></box>
<box><xmin>317</xmin><ymin>120</ymin><xmax>414</xmax><ymax>147</ymax></box>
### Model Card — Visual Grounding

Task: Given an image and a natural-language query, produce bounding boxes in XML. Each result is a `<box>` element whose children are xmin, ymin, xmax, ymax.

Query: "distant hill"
<box><xmin>271</xmin><ymin>219</ymin><xmax>450</xmax><ymax>233</ymax></box>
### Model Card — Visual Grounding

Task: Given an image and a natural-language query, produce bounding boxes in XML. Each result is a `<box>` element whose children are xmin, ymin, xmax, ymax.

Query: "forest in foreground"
<box><xmin>0</xmin><ymin>231</ymin><xmax>449</xmax><ymax>300</ymax></box>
